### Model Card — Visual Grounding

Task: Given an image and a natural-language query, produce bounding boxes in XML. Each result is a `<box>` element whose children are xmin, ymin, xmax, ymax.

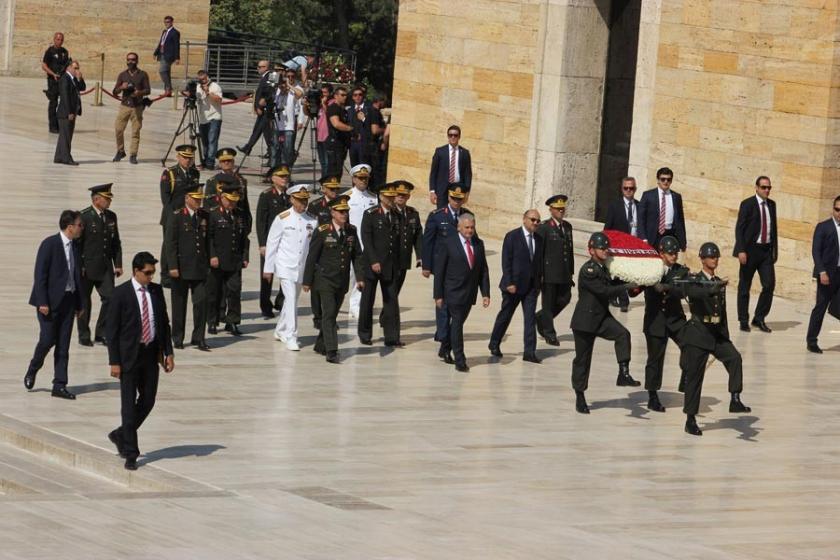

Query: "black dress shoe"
<box><xmin>173</xmin><ymin>342</ymin><xmax>185</xmax><ymax>350</ymax></box>
<box><xmin>443</xmin><ymin>352</ymin><xmax>455</xmax><ymax>365</ymax></box>
<box><xmin>313</xmin><ymin>345</ymin><xmax>326</xmax><ymax>356</ymax></box>
<box><xmin>94</xmin><ymin>336</ymin><xmax>107</xmax><ymax>345</ymax></box>
<box><xmin>79</xmin><ymin>339</ymin><xmax>94</xmax><ymax>347</ymax></box>
<box><xmin>575</xmin><ymin>391</ymin><xmax>590</xmax><ymax>414</ymax></box>
<box><xmin>729</xmin><ymin>393</ymin><xmax>752</xmax><ymax>413</ymax></box>
<box><xmin>326</xmin><ymin>351</ymin><xmax>340</xmax><ymax>364</ymax></box>
<box><xmin>488</xmin><ymin>344</ymin><xmax>503</xmax><ymax>357</ymax></box>
<box><xmin>685</xmin><ymin>415</ymin><xmax>702</xmax><ymax>436</ymax></box>
<box><xmin>67</xmin><ymin>160</ymin><xmax>79</xmax><ymax>166</ymax></box>
<box><xmin>751</xmin><ymin>320</ymin><xmax>772</xmax><ymax>333</ymax></box>
<box><xmin>129</xmin><ymin>155</ymin><xmax>138</xmax><ymax>165</ymax></box>
<box><xmin>544</xmin><ymin>335</ymin><xmax>560</xmax><ymax>346</ymax></box>
<box><xmin>647</xmin><ymin>391</ymin><xmax>666</xmax><ymax>412</ymax></box>
<box><xmin>455</xmin><ymin>362</ymin><xmax>470</xmax><ymax>373</ymax></box>
<box><xmin>522</xmin><ymin>354</ymin><xmax>541</xmax><ymax>364</ymax></box>
<box><xmin>616</xmin><ymin>362</ymin><xmax>641</xmax><ymax>387</ymax></box>
<box><xmin>108</xmin><ymin>429</ymin><xmax>127</xmax><ymax>458</ymax></box>
<box><xmin>124</xmin><ymin>457</ymin><xmax>138</xmax><ymax>470</ymax></box>
<box><xmin>51</xmin><ymin>387</ymin><xmax>76</xmax><ymax>400</ymax></box>
<box><xmin>359</xmin><ymin>337</ymin><xmax>372</xmax><ymax>346</ymax></box>
<box><xmin>24</xmin><ymin>371</ymin><xmax>36</xmax><ymax>390</ymax></box>
<box><xmin>193</xmin><ymin>341</ymin><xmax>211</xmax><ymax>351</ymax></box>
<box><xmin>739</xmin><ymin>322</ymin><xmax>751</xmax><ymax>332</ymax></box>
<box><xmin>385</xmin><ymin>340</ymin><xmax>405</xmax><ymax>347</ymax></box>
<box><xmin>112</xmin><ymin>150</ymin><xmax>126</xmax><ymax>162</ymax></box>
<box><xmin>236</xmin><ymin>144</ymin><xmax>252</xmax><ymax>156</ymax></box>
<box><xmin>208</xmin><ymin>324</ymin><xmax>218</xmax><ymax>335</ymax></box>
<box><xmin>261</xmin><ymin>311</ymin><xmax>275</xmax><ymax>319</ymax></box>
<box><xmin>807</xmin><ymin>343</ymin><xmax>823</xmax><ymax>354</ymax></box>
<box><xmin>230</xmin><ymin>324</ymin><xmax>243</xmax><ymax>336</ymax></box>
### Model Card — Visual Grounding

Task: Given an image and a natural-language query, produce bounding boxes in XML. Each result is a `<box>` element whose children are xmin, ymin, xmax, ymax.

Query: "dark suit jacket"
<box><xmin>637</xmin><ymin>188</ymin><xmax>687</xmax><ymax>250</ymax></box>
<box><xmin>153</xmin><ymin>27</ymin><xmax>180</xmax><ymax>63</ymax></box>
<box><xmin>433</xmin><ymin>234</ymin><xmax>490</xmax><ymax>306</ymax></box>
<box><xmin>499</xmin><ymin>227</ymin><xmax>541</xmax><ymax>294</ymax></box>
<box><xmin>733</xmin><ymin>196</ymin><xmax>777</xmax><ymax>261</ymax></box>
<box><xmin>428</xmin><ymin>145</ymin><xmax>472</xmax><ymax>200</ymax></box>
<box><xmin>106</xmin><ymin>280</ymin><xmax>173</xmax><ymax>373</ymax></box>
<box><xmin>604</xmin><ymin>197</ymin><xmax>639</xmax><ymax>235</ymax></box>
<box><xmin>29</xmin><ymin>233</ymin><xmax>83</xmax><ymax>311</ymax></box>
<box><xmin>252</xmin><ymin>71</ymin><xmax>270</xmax><ymax>110</ymax></box>
<box><xmin>812</xmin><ymin>218</ymin><xmax>840</xmax><ymax>280</ymax></box>
<box><xmin>56</xmin><ymin>73</ymin><xmax>85</xmax><ymax>118</ymax></box>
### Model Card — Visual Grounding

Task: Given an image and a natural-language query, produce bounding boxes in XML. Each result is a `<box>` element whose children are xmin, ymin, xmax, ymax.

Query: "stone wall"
<box><xmin>2</xmin><ymin>0</ymin><xmax>209</xmax><ymax>89</ymax></box>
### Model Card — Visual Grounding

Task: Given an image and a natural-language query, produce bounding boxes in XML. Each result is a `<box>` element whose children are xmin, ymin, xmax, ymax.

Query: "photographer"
<box><xmin>192</xmin><ymin>70</ymin><xmax>223</xmax><ymax>170</ymax></box>
<box><xmin>326</xmin><ymin>86</ymin><xmax>353</xmax><ymax>179</ymax></box>
<box><xmin>273</xmin><ymin>72</ymin><xmax>303</xmax><ymax>167</ymax></box>
<box><xmin>237</xmin><ymin>60</ymin><xmax>274</xmax><ymax>157</ymax></box>
<box><xmin>315</xmin><ymin>84</ymin><xmax>333</xmax><ymax>177</ymax></box>
<box><xmin>112</xmin><ymin>53</ymin><xmax>150</xmax><ymax>165</ymax></box>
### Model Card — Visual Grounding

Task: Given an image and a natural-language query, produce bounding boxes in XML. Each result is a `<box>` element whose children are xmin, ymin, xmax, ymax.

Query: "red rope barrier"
<box><xmin>222</xmin><ymin>93</ymin><xmax>253</xmax><ymax>105</ymax></box>
<box><xmin>102</xmin><ymin>88</ymin><xmax>121</xmax><ymax>100</ymax></box>
<box><xmin>79</xmin><ymin>87</ymin><xmax>95</xmax><ymax>96</ymax></box>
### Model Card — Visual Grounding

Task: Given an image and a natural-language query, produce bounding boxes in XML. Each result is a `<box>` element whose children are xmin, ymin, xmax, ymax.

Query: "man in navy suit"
<box><xmin>153</xmin><ymin>15</ymin><xmax>180</xmax><ymax>96</ymax></box>
<box><xmin>637</xmin><ymin>167</ymin><xmax>687</xmax><ymax>252</ymax></box>
<box><xmin>24</xmin><ymin>210</ymin><xmax>84</xmax><ymax>399</ymax></box>
<box><xmin>806</xmin><ymin>196</ymin><xmax>840</xmax><ymax>353</ymax></box>
<box><xmin>428</xmin><ymin>125</ymin><xmax>472</xmax><ymax>209</ymax></box>
<box><xmin>603</xmin><ymin>176</ymin><xmax>639</xmax><ymax>311</ymax></box>
<box><xmin>734</xmin><ymin>176</ymin><xmax>778</xmax><ymax>333</ymax></box>
<box><xmin>489</xmin><ymin>209</ymin><xmax>542</xmax><ymax>363</ymax></box>
<box><xmin>53</xmin><ymin>60</ymin><xmax>85</xmax><ymax>165</ymax></box>
<box><xmin>433</xmin><ymin>213</ymin><xmax>490</xmax><ymax>372</ymax></box>
<box><xmin>106</xmin><ymin>252</ymin><xmax>174</xmax><ymax>470</ymax></box>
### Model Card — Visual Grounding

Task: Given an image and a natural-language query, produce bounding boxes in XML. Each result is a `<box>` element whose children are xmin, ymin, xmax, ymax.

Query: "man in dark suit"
<box><xmin>806</xmin><ymin>197</ymin><xmax>840</xmax><ymax>353</ymax></box>
<box><xmin>428</xmin><ymin>125</ymin><xmax>472</xmax><ymax>209</ymax></box>
<box><xmin>433</xmin><ymin>213</ymin><xmax>490</xmax><ymax>372</ymax></box>
<box><xmin>603</xmin><ymin>177</ymin><xmax>639</xmax><ymax>311</ymax></box>
<box><xmin>489</xmin><ymin>209</ymin><xmax>542</xmax><ymax>363</ymax></box>
<box><xmin>106</xmin><ymin>252</ymin><xmax>174</xmax><ymax>470</ymax></box>
<box><xmin>24</xmin><ymin>210</ymin><xmax>84</xmax><ymax>399</ymax></box>
<box><xmin>237</xmin><ymin>60</ymin><xmax>273</xmax><ymax>156</ymax></box>
<box><xmin>53</xmin><ymin>61</ymin><xmax>85</xmax><ymax>165</ymax></box>
<box><xmin>347</xmin><ymin>86</ymin><xmax>383</xmax><ymax>167</ymax></box>
<box><xmin>734</xmin><ymin>175</ymin><xmax>777</xmax><ymax>333</ymax></box>
<box><xmin>637</xmin><ymin>167</ymin><xmax>687</xmax><ymax>252</ymax></box>
<box><xmin>153</xmin><ymin>15</ymin><xmax>180</xmax><ymax>96</ymax></box>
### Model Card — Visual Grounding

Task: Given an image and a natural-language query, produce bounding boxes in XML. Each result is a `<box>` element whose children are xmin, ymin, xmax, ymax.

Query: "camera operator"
<box><xmin>112</xmin><ymin>52</ymin><xmax>150</xmax><ymax>165</ymax></box>
<box><xmin>238</xmin><ymin>60</ymin><xmax>274</xmax><ymax>157</ymax></box>
<box><xmin>274</xmin><ymin>72</ymin><xmax>303</xmax><ymax>167</ymax></box>
<box><xmin>326</xmin><ymin>86</ymin><xmax>353</xmax><ymax>179</ymax></box>
<box><xmin>315</xmin><ymin>84</ymin><xmax>333</xmax><ymax>177</ymax></box>
<box><xmin>41</xmin><ymin>32</ymin><xmax>71</xmax><ymax>134</ymax></box>
<box><xmin>191</xmin><ymin>70</ymin><xmax>223</xmax><ymax>170</ymax></box>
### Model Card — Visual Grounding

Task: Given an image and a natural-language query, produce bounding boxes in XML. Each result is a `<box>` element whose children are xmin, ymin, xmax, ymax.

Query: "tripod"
<box><xmin>161</xmin><ymin>97</ymin><xmax>204</xmax><ymax>167</ymax></box>
<box><xmin>294</xmin><ymin>114</ymin><xmax>320</xmax><ymax>189</ymax></box>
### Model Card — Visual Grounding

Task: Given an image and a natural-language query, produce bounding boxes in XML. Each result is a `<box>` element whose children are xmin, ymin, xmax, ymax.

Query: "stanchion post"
<box><xmin>93</xmin><ymin>52</ymin><xmax>105</xmax><ymax>106</ymax></box>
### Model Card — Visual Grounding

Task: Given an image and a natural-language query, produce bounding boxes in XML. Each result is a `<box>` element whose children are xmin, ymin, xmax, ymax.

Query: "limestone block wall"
<box><xmin>2</xmin><ymin>0</ymin><xmax>209</xmax><ymax>89</ymax></box>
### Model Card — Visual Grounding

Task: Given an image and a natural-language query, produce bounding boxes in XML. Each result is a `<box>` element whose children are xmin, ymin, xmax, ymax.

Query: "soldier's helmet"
<box><xmin>658</xmin><ymin>236</ymin><xmax>680</xmax><ymax>255</ymax></box>
<box><xmin>589</xmin><ymin>231</ymin><xmax>610</xmax><ymax>250</ymax></box>
<box><xmin>698</xmin><ymin>242</ymin><xmax>721</xmax><ymax>258</ymax></box>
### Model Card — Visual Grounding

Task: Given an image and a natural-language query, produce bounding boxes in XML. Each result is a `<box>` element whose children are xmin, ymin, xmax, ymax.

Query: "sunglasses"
<box><xmin>527</xmin><ymin>217</ymin><xmax>540</xmax><ymax>223</ymax></box>
<box><xmin>758</xmin><ymin>185</ymin><xmax>772</xmax><ymax>190</ymax></box>
<box><xmin>834</xmin><ymin>207</ymin><xmax>840</xmax><ymax>212</ymax></box>
<box><xmin>448</xmin><ymin>133</ymin><xmax>460</xmax><ymax>137</ymax></box>
<box><xmin>658</xmin><ymin>177</ymin><xmax>673</xmax><ymax>183</ymax></box>
<box><xmin>622</xmin><ymin>186</ymin><xmax>637</xmax><ymax>191</ymax></box>
<box><xmin>140</xmin><ymin>269</ymin><xmax>155</xmax><ymax>276</ymax></box>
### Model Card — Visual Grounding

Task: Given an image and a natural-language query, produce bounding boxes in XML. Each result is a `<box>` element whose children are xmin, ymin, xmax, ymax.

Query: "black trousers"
<box><xmin>446</xmin><ymin>304</ymin><xmax>472</xmax><ymax>366</ymax></box>
<box><xmin>737</xmin><ymin>244</ymin><xmax>775</xmax><ymax>323</ymax></box>
<box><xmin>77</xmin><ymin>272</ymin><xmax>114</xmax><ymax>342</ymax></box>
<box><xmin>806</xmin><ymin>268</ymin><xmax>840</xmax><ymax>344</ymax></box>
<box><xmin>53</xmin><ymin>118</ymin><xmax>75</xmax><ymax>163</ymax></box>
<box><xmin>242</xmin><ymin>111</ymin><xmax>273</xmax><ymax>153</ymax></box>
<box><xmin>170</xmin><ymin>278</ymin><xmax>207</xmax><ymax>344</ymax></box>
<box><xmin>326</xmin><ymin>141</ymin><xmax>347</xmax><ymax>179</ymax></box>
<box><xmin>259</xmin><ymin>255</ymin><xmax>284</xmax><ymax>315</ymax></box>
<box><xmin>571</xmin><ymin>318</ymin><xmax>631</xmax><ymax>392</ymax></box>
<box><xmin>644</xmin><ymin>328</ymin><xmax>681</xmax><ymax>391</ymax></box>
<box><xmin>349</xmin><ymin>141</ymin><xmax>374</xmax><ymax>167</ymax></box>
<box><xmin>490</xmin><ymin>288</ymin><xmax>538</xmax><ymax>354</ymax></box>
<box><xmin>314</xmin><ymin>289</ymin><xmax>345</xmax><ymax>354</ymax></box>
<box><xmin>118</xmin><ymin>344</ymin><xmax>160</xmax><ymax>459</ymax></box>
<box><xmin>207</xmin><ymin>269</ymin><xmax>242</xmax><ymax>326</ymax></box>
<box><xmin>536</xmin><ymin>282</ymin><xmax>572</xmax><ymax>338</ymax></box>
<box><xmin>311</xmin><ymin>289</ymin><xmax>323</xmax><ymax>330</ymax></box>
<box><xmin>649</xmin><ymin>228</ymin><xmax>677</xmax><ymax>253</ymax></box>
<box><xmin>358</xmin><ymin>273</ymin><xmax>400</xmax><ymax>343</ymax></box>
<box><xmin>46</xmin><ymin>77</ymin><xmax>59</xmax><ymax>131</ymax></box>
<box><xmin>395</xmin><ymin>269</ymin><xmax>408</xmax><ymax>295</ymax></box>
<box><xmin>681</xmin><ymin>337</ymin><xmax>743</xmax><ymax>415</ymax></box>
<box><xmin>28</xmin><ymin>292</ymin><xmax>75</xmax><ymax>388</ymax></box>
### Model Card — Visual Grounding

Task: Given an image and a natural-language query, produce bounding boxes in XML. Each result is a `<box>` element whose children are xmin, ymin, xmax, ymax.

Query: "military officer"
<box><xmin>165</xmin><ymin>184</ymin><xmax>211</xmax><ymax>351</ymax></box>
<box><xmin>205</xmin><ymin>147</ymin><xmax>252</xmax><ymax>227</ymax></box>
<box><xmin>160</xmin><ymin>144</ymin><xmax>200</xmax><ymax>285</ymax></box>
<box><xmin>77</xmin><ymin>184</ymin><xmax>123</xmax><ymax>346</ymax></box>
<box><xmin>392</xmin><ymin>180</ymin><xmax>423</xmax><ymax>295</ymax></box>
<box><xmin>256</xmin><ymin>164</ymin><xmax>292</xmax><ymax>318</ymax></box>
<box><xmin>302</xmin><ymin>195</ymin><xmax>365</xmax><ymax>364</ymax></box>
<box><xmin>263</xmin><ymin>184</ymin><xmax>317</xmax><ymax>351</ymax></box>
<box><xmin>207</xmin><ymin>180</ymin><xmax>251</xmax><ymax>336</ymax></box>
<box><xmin>346</xmin><ymin>164</ymin><xmax>378</xmax><ymax>319</ymax></box>
<box><xmin>680</xmin><ymin>242</ymin><xmax>751</xmax><ymax>436</ymax></box>
<box><xmin>642</xmin><ymin>236</ymin><xmax>688</xmax><ymax>413</ymax></box>
<box><xmin>358</xmin><ymin>182</ymin><xmax>402</xmax><ymax>346</ymax></box>
<box><xmin>308</xmin><ymin>176</ymin><xmax>343</xmax><ymax>226</ymax></box>
<box><xmin>421</xmin><ymin>184</ymin><xmax>472</xmax><ymax>362</ymax></box>
<box><xmin>535</xmin><ymin>194</ymin><xmax>574</xmax><ymax>346</ymax></box>
<box><xmin>570</xmin><ymin>232</ymin><xmax>641</xmax><ymax>414</ymax></box>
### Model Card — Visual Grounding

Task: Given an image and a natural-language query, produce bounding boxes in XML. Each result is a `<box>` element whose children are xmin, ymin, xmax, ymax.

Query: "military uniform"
<box><xmin>307</xmin><ymin>176</ymin><xmax>342</xmax><ymax>330</ymax></box>
<box><xmin>393</xmin><ymin>181</ymin><xmax>423</xmax><ymax>295</ymax></box>
<box><xmin>164</xmin><ymin>189</ymin><xmax>210</xmax><ymax>349</ymax></box>
<box><xmin>205</xmin><ymin>171</ymin><xmax>251</xmax><ymax>225</ymax></box>
<box><xmin>303</xmin><ymin>196</ymin><xmax>364</xmax><ymax>361</ymax></box>
<box><xmin>77</xmin><ymin>185</ymin><xmax>122</xmax><ymax>344</ymax></box>
<box><xmin>358</xmin><ymin>185</ymin><xmax>401</xmax><ymax>345</ymax></box>
<box><xmin>207</xmin><ymin>187</ymin><xmax>251</xmax><ymax>333</ymax></box>
<box><xmin>256</xmin><ymin>166</ymin><xmax>292</xmax><ymax>317</ymax></box>
<box><xmin>159</xmin><ymin>147</ymin><xmax>200</xmax><ymax>284</ymax></box>
<box><xmin>535</xmin><ymin>196</ymin><xmax>575</xmax><ymax>345</ymax></box>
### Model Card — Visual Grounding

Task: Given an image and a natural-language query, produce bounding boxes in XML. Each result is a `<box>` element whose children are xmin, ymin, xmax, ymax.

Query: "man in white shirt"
<box><xmin>274</xmin><ymin>75</ymin><xmax>303</xmax><ymax>168</ymax></box>
<box><xmin>194</xmin><ymin>70</ymin><xmax>223</xmax><ymax>170</ymax></box>
<box><xmin>263</xmin><ymin>184</ymin><xmax>317</xmax><ymax>350</ymax></box>
<box><xmin>346</xmin><ymin>164</ymin><xmax>378</xmax><ymax>318</ymax></box>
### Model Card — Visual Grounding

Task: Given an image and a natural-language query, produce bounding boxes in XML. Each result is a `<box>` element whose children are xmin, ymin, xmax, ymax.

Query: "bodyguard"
<box><xmin>535</xmin><ymin>195</ymin><xmax>574</xmax><ymax>346</ymax></box>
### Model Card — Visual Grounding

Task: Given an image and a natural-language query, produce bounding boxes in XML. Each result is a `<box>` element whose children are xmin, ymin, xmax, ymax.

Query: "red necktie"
<box><xmin>140</xmin><ymin>287</ymin><xmax>152</xmax><ymax>344</ymax></box>
<box><xmin>448</xmin><ymin>148</ymin><xmax>456</xmax><ymax>183</ymax></box>
<box><xmin>760</xmin><ymin>201</ymin><xmax>767</xmax><ymax>244</ymax></box>
<box><xmin>658</xmin><ymin>191</ymin><xmax>667</xmax><ymax>235</ymax></box>
<box><xmin>465</xmin><ymin>239</ymin><xmax>474</xmax><ymax>269</ymax></box>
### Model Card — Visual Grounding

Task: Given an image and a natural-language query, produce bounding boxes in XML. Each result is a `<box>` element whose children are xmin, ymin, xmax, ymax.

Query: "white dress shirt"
<box><xmin>448</xmin><ymin>145</ymin><xmax>460</xmax><ymax>183</ymax></box>
<box><xmin>521</xmin><ymin>226</ymin><xmax>535</xmax><ymax>259</ymax></box>
<box><xmin>348</xmin><ymin>187</ymin><xmax>378</xmax><ymax>250</ymax></box>
<box><xmin>263</xmin><ymin>209</ymin><xmax>317</xmax><ymax>282</ymax></box>
<box><xmin>658</xmin><ymin>188</ymin><xmax>674</xmax><ymax>230</ymax></box>
<box><xmin>59</xmin><ymin>231</ymin><xmax>76</xmax><ymax>292</ymax></box>
<box><xmin>131</xmin><ymin>277</ymin><xmax>156</xmax><ymax>342</ymax></box>
<box><xmin>755</xmin><ymin>194</ymin><xmax>772</xmax><ymax>244</ymax></box>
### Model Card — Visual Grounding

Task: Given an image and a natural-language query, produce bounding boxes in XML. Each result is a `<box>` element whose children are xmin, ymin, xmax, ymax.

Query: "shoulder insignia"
<box><xmin>279</xmin><ymin>210</ymin><xmax>290</xmax><ymax>219</ymax></box>
<box><xmin>262</xmin><ymin>187</ymin><xmax>273</xmax><ymax>194</ymax></box>
<box><xmin>582</xmin><ymin>262</ymin><xmax>599</xmax><ymax>278</ymax></box>
<box><xmin>81</xmin><ymin>206</ymin><xmax>93</xmax><ymax>214</ymax></box>
<box><xmin>318</xmin><ymin>223</ymin><xmax>331</xmax><ymax>232</ymax></box>
<box><xmin>168</xmin><ymin>169</ymin><xmax>176</xmax><ymax>193</ymax></box>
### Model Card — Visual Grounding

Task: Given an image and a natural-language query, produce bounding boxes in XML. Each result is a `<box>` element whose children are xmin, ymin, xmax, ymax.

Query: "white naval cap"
<box><xmin>288</xmin><ymin>184</ymin><xmax>311</xmax><ymax>199</ymax></box>
<box><xmin>350</xmin><ymin>164</ymin><xmax>371</xmax><ymax>177</ymax></box>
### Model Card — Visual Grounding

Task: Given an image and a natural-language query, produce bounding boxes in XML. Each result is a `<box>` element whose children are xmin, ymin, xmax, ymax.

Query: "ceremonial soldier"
<box><xmin>160</xmin><ymin>144</ymin><xmax>200</xmax><ymax>285</ymax></box>
<box><xmin>307</xmin><ymin>175</ymin><xmax>344</xmax><ymax>331</ymax></box>
<box><xmin>421</xmin><ymin>184</ymin><xmax>472</xmax><ymax>362</ymax></box>
<box><xmin>263</xmin><ymin>184</ymin><xmax>317</xmax><ymax>351</ymax></box>
<box><xmin>207</xmin><ymin>181</ymin><xmax>251</xmax><ymax>336</ymax></box>
<box><xmin>346</xmin><ymin>164</ymin><xmax>378</xmax><ymax>319</ymax></box>
<box><xmin>164</xmin><ymin>185</ymin><xmax>210</xmax><ymax>351</ymax></box>
<box><xmin>205</xmin><ymin>148</ymin><xmax>252</xmax><ymax>226</ymax></box>
<box><xmin>570</xmin><ymin>232</ymin><xmax>641</xmax><ymax>414</ymax></box>
<box><xmin>535</xmin><ymin>194</ymin><xmax>574</xmax><ymax>346</ymax></box>
<box><xmin>256</xmin><ymin>164</ymin><xmax>292</xmax><ymax>318</ymax></box>
<box><xmin>77</xmin><ymin>184</ymin><xmax>122</xmax><ymax>346</ymax></box>
<box><xmin>642</xmin><ymin>236</ymin><xmax>688</xmax><ymax>413</ymax></box>
<box><xmin>680</xmin><ymin>242</ymin><xmax>751</xmax><ymax>436</ymax></box>
<box><xmin>393</xmin><ymin>180</ymin><xmax>423</xmax><ymax>295</ymax></box>
<box><xmin>358</xmin><ymin>183</ymin><xmax>402</xmax><ymax>346</ymax></box>
<box><xmin>302</xmin><ymin>195</ymin><xmax>365</xmax><ymax>364</ymax></box>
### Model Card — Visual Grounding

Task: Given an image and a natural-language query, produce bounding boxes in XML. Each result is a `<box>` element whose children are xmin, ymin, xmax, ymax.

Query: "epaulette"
<box><xmin>81</xmin><ymin>206</ymin><xmax>94</xmax><ymax>214</ymax></box>
<box><xmin>582</xmin><ymin>261</ymin><xmax>600</xmax><ymax>278</ymax></box>
<box><xmin>318</xmin><ymin>223</ymin><xmax>331</xmax><ymax>232</ymax></box>
<box><xmin>279</xmin><ymin>210</ymin><xmax>290</xmax><ymax>219</ymax></box>
<box><xmin>262</xmin><ymin>186</ymin><xmax>273</xmax><ymax>194</ymax></box>
<box><xmin>407</xmin><ymin>205</ymin><xmax>416</xmax><ymax>213</ymax></box>
<box><xmin>433</xmin><ymin>207</ymin><xmax>447</xmax><ymax>215</ymax></box>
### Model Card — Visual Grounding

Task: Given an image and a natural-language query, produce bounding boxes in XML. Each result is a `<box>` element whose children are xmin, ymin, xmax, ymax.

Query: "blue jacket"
<box><xmin>29</xmin><ymin>233</ymin><xmax>83</xmax><ymax>311</ymax></box>
<box><xmin>499</xmin><ymin>227</ymin><xmax>541</xmax><ymax>293</ymax></box>
<box><xmin>421</xmin><ymin>205</ymin><xmax>469</xmax><ymax>272</ymax></box>
<box><xmin>812</xmin><ymin>218</ymin><xmax>840</xmax><ymax>280</ymax></box>
<box><xmin>153</xmin><ymin>27</ymin><xmax>181</xmax><ymax>63</ymax></box>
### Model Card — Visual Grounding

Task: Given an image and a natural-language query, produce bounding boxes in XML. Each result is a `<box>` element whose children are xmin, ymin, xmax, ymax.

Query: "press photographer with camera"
<box><xmin>112</xmin><ymin>53</ymin><xmax>150</xmax><ymax>165</ymax></box>
<box><xmin>326</xmin><ymin>86</ymin><xmax>353</xmax><ymax>179</ymax></box>
<box><xmin>189</xmin><ymin>70</ymin><xmax>223</xmax><ymax>170</ymax></box>
<box><xmin>273</xmin><ymin>71</ymin><xmax>303</xmax><ymax>167</ymax></box>
<box><xmin>315</xmin><ymin>84</ymin><xmax>333</xmax><ymax>177</ymax></box>
<box><xmin>237</xmin><ymin>60</ymin><xmax>274</xmax><ymax>157</ymax></box>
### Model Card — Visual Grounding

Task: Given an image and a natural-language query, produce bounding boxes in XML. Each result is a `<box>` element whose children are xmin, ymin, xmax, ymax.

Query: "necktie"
<box><xmin>67</xmin><ymin>242</ymin><xmax>75</xmax><ymax>292</ymax></box>
<box><xmin>527</xmin><ymin>233</ymin><xmax>534</xmax><ymax>259</ymax></box>
<box><xmin>465</xmin><ymin>239</ymin><xmax>474</xmax><ymax>269</ymax></box>
<box><xmin>760</xmin><ymin>201</ymin><xmax>768</xmax><ymax>244</ymax></box>
<box><xmin>192</xmin><ymin>212</ymin><xmax>198</xmax><ymax>229</ymax></box>
<box><xmin>140</xmin><ymin>287</ymin><xmax>152</xmax><ymax>344</ymax></box>
<box><xmin>448</xmin><ymin>147</ymin><xmax>456</xmax><ymax>182</ymax></box>
<box><xmin>626</xmin><ymin>201</ymin><xmax>633</xmax><ymax>226</ymax></box>
<box><xmin>658</xmin><ymin>192</ymin><xmax>667</xmax><ymax>235</ymax></box>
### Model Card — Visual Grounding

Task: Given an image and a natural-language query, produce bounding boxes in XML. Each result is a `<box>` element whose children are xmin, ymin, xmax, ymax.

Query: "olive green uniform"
<box><xmin>207</xmin><ymin>206</ymin><xmax>251</xmax><ymax>327</ymax></box>
<box><xmin>358</xmin><ymin>205</ymin><xmax>401</xmax><ymax>344</ymax></box>
<box><xmin>306</xmin><ymin>196</ymin><xmax>333</xmax><ymax>329</ymax></box>
<box><xmin>77</xmin><ymin>206</ymin><xmax>122</xmax><ymax>343</ymax></box>
<box><xmin>394</xmin><ymin>205</ymin><xmax>423</xmax><ymax>295</ymax></box>
<box><xmin>256</xmin><ymin>186</ymin><xmax>291</xmax><ymax>315</ymax></box>
<box><xmin>642</xmin><ymin>264</ymin><xmax>688</xmax><ymax>391</ymax></box>
<box><xmin>159</xmin><ymin>164</ymin><xmax>200</xmax><ymax>283</ymax></box>
<box><xmin>535</xmin><ymin>218</ymin><xmax>574</xmax><ymax>339</ymax></box>
<box><xmin>165</xmin><ymin>207</ymin><xmax>210</xmax><ymax>345</ymax></box>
